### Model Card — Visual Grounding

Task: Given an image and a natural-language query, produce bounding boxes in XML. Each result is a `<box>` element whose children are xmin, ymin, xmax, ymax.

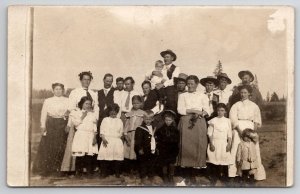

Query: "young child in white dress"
<box><xmin>98</xmin><ymin>103</ymin><xmax>124</xmax><ymax>178</ymax></box>
<box><xmin>207</xmin><ymin>103</ymin><xmax>232</xmax><ymax>185</ymax></box>
<box><xmin>70</xmin><ymin>96</ymin><xmax>98</xmax><ymax>176</ymax></box>
<box><xmin>236</xmin><ymin>128</ymin><xmax>259</xmax><ymax>186</ymax></box>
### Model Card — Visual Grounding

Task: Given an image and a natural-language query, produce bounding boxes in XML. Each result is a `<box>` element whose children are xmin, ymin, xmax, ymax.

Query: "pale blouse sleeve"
<box><xmin>253</xmin><ymin>104</ymin><xmax>262</xmax><ymax>127</ymax></box>
<box><xmin>40</xmin><ymin>98</ymin><xmax>49</xmax><ymax>128</ymax></box>
<box><xmin>227</xmin><ymin>119</ymin><xmax>233</xmax><ymax>139</ymax></box>
<box><xmin>177</xmin><ymin>93</ymin><xmax>187</xmax><ymax>115</ymax></box>
<box><xmin>163</xmin><ymin>66</ymin><xmax>180</xmax><ymax>87</ymax></box>
<box><xmin>207</xmin><ymin>118</ymin><xmax>214</xmax><ymax>137</ymax></box>
<box><xmin>69</xmin><ymin>110</ymin><xmax>82</xmax><ymax>127</ymax></box>
<box><xmin>68</xmin><ymin>90</ymin><xmax>77</xmax><ymax>111</ymax></box>
<box><xmin>201</xmin><ymin>94</ymin><xmax>211</xmax><ymax>116</ymax></box>
<box><xmin>92</xmin><ymin>91</ymin><xmax>99</xmax><ymax>116</ymax></box>
<box><xmin>100</xmin><ymin>118</ymin><xmax>108</xmax><ymax>136</ymax></box>
<box><xmin>229</xmin><ymin>103</ymin><xmax>239</xmax><ymax>129</ymax></box>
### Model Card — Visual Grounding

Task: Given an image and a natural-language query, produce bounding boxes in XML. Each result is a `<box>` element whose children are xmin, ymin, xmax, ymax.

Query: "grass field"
<box><xmin>29</xmin><ymin>102</ymin><xmax>287</xmax><ymax>187</ymax></box>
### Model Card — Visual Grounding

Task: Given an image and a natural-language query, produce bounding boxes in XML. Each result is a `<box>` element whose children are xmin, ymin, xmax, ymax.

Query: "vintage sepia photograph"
<box><xmin>7</xmin><ymin>5</ymin><xmax>294</xmax><ymax>187</ymax></box>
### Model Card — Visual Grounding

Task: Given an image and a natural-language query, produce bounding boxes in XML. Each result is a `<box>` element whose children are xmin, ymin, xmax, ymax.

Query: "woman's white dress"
<box><xmin>207</xmin><ymin>116</ymin><xmax>232</xmax><ymax>165</ymax></box>
<box><xmin>98</xmin><ymin>117</ymin><xmax>124</xmax><ymax>161</ymax></box>
<box><xmin>71</xmin><ymin>110</ymin><xmax>98</xmax><ymax>156</ymax></box>
<box><xmin>229</xmin><ymin>99</ymin><xmax>266</xmax><ymax>180</ymax></box>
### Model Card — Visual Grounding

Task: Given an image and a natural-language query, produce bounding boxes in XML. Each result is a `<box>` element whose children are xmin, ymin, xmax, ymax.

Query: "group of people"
<box><xmin>32</xmin><ymin>49</ymin><xmax>266</xmax><ymax>186</ymax></box>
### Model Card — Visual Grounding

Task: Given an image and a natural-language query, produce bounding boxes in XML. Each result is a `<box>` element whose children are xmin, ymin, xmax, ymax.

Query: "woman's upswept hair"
<box><xmin>186</xmin><ymin>75</ymin><xmax>200</xmax><ymax>84</ymax></box>
<box><xmin>51</xmin><ymin>83</ymin><xmax>64</xmax><ymax>90</ymax></box>
<box><xmin>77</xmin><ymin>96</ymin><xmax>93</xmax><ymax>110</ymax></box>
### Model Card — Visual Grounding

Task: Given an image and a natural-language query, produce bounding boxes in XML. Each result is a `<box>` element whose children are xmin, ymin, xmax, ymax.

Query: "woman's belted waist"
<box><xmin>238</xmin><ymin>119</ymin><xmax>253</xmax><ymax>122</ymax></box>
<box><xmin>47</xmin><ymin>114</ymin><xmax>67</xmax><ymax>120</ymax></box>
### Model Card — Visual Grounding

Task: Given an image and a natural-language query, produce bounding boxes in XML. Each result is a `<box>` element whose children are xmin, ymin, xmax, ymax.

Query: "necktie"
<box><xmin>208</xmin><ymin>93</ymin><xmax>212</xmax><ymax>106</ymax></box>
<box><xmin>104</xmin><ymin>89</ymin><xmax>108</xmax><ymax>96</ymax></box>
<box><xmin>125</xmin><ymin>91</ymin><xmax>131</xmax><ymax>110</ymax></box>
<box><xmin>85</xmin><ymin>89</ymin><xmax>93</xmax><ymax>100</ymax></box>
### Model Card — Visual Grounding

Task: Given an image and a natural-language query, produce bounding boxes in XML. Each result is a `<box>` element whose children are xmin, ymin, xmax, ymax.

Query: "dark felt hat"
<box><xmin>200</xmin><ymin>76</ymin><xmax>219</xmax><ymax>86</ymax></box>
<box><xmin>162</xmin><ymin>110</ymin><xmax>177</xmax><ymax>118</ymax></box>
<box><xmin>160</xmin><ymin>49</ymin><xmax>177</xmax><ymax>61</ymax></box>
<box><xmin>174</xmin><ymin>73</ymin><xmax>188</xmax><ymax>84</ymax></box>
<box><xmin>217</xmin><ymin>73</ymin><xmax>232</xmax><ymax>84</ymax></box>
<box><xmin>238</xmin><ymin>70</ymin><xmax>254</xmax><ymax>82</ymax></box>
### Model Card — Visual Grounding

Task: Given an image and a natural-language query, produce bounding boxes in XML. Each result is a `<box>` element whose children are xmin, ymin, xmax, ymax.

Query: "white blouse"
<box><xmin>68</xmin><ymin>87</ymin><xmax>98</xmax><ymax>112</ymax></box>
<box><xmin>229</xmin><ymin>99</ymin><xmax>262</xmax><ymax>128</ymax></box>
<box><xmin>40</xmin><ymin>96</ymin><xmax>69</xmax><ymax>128</ymax></box>
<box><xmin>120</xmin><ymin>90</ymin><xmax>142</xmax><ymax>113</ymax></box>
<box><xmin>68</xmin><ymin>109</ymin><xmax>98</xmax><ymax>133</ymax></box>
<box><xmin>177</xmin><ymin>91</ymin><xmax>211</xmax><ymax>116</ymax></box>
<box><xmin>207</xmin><ymin>116</ymin><xmax>232</xmax><ymax>140</ymax></box>
<box><xmin>100</xmin><ymin>117</ymin><xmax>123</xmax><ymax>138</ymax></box>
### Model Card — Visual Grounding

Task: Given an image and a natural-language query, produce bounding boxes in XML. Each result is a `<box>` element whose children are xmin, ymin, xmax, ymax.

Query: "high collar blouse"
<box><xmin>229</xmin><ymin>99</ymin><xmax>262</xmax><ymax>128</ymax></box>
<box><xmin>177</xmin><ymin>91</ymin><xmax>211</xmax><ymax>116</ymax></box>
<box><xmin>40</xmin><ymin>96</ymin><xmax>69</xmax><ymax>128</ymax></box>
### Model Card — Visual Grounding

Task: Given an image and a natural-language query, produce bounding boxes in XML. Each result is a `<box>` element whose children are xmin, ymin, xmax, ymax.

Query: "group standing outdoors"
<box><xmin>32</xmin><ymin>49</ymin><xmax>266</xmax><ymax>186</ymax></box>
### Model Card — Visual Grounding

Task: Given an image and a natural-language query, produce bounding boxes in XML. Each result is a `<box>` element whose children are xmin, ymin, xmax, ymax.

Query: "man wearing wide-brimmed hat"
<box><xmin>229</xmin><ymin>70</ymin><xmax>263</xmax><ymax>109</ymax></box>
<box><xmin>214</xmin><ymin>73</ymin><xmax>233</xmax><ymax>105</ymax></box>
<box><xmin>155</xmin><ymin>49</ymin><xmax>181</xmax><ymax>90</ymax></box>
<box><xmin>200</xmin><ymin>76</ymin><xmax>219</xmax><ymax>120</ymax></box>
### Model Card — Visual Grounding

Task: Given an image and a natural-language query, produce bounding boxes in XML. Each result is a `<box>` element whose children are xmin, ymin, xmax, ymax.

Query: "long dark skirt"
<box><xmin>176</xmin><ymin>115</ymin><xmax>207</xmax><ymax>168</ymax></box>
<box><xmin>32</xmin><ymin>116</ymin><xmax>68</xmax><ymax>176</ymax></box>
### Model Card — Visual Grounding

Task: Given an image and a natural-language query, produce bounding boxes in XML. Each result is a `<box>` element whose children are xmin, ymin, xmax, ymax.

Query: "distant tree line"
<box><xmin>32</xmin><ymin>88</ymin><xmax>74</xmax><ymax>99</ymax></box>
<box><xmin>265</xmin><ymin>91</ymin><xmax>286</xmax><ymax>102</ymax></box>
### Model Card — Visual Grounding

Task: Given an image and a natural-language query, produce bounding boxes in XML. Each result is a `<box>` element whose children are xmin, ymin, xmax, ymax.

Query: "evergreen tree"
<box><xmin>266</xmin><ymin>91</ymin><xmax>270</xmax><ymax>102</ymax></box>
<box><xmin>213</xmin><ymin>60</ymin><xmax>223</xmax><ymax>77</ymax></box>
<box><xmin>270</xmin><ymin>92</ymin><xmax>279</xmax><ymax>102</ymax></box>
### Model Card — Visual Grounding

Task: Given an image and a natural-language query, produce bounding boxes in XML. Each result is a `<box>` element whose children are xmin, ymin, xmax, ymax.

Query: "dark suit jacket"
<box><xmin>143</xmin><ymin>90</ymin><xmax>159</xmax><ymax>111</ymax></box>
<box><xmin>164</xmin><ymin>86</ymin><xmax>178</xmax><ymax>114</ymax></box>
<box><xmin>97</xmin><ymin>87</ymin><xmax>115</xmax><ymax>127</ymax></box>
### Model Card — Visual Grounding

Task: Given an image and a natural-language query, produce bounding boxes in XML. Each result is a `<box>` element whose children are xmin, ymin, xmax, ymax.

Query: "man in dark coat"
<box><xmin>229</xmin><ymin>70</ymin><xmax>263</xmax><ymax>109</ymax></box>
<box><xmin>97</xmin><ymin>73</ymin><xmax>115</xmax><ymax>128</ymax></box>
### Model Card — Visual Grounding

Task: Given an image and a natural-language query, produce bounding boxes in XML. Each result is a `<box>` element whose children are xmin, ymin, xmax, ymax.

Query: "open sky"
<box><xmin>32</xmin><ymin>6</ymin><xmax>291</xmax><ymax>99</ymax></box>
